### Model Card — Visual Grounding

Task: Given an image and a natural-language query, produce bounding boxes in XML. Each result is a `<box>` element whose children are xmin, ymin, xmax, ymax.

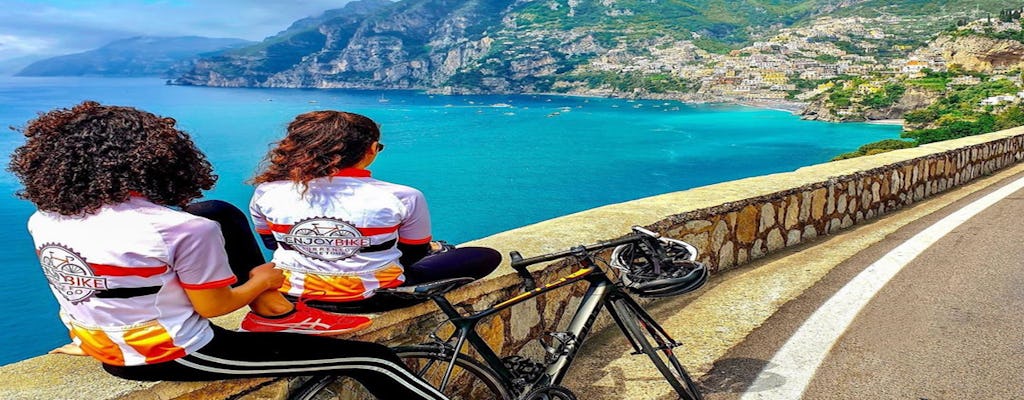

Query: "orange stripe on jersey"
<box><xmin>90</xmin><ymin>264</ymin><xmax>168</xmax><ymax>278</ymax></box>
<box><xmin>299</xmin><ymin>274</ymin><xmax>369</xmax><ymax>302</ymax></box>
<box><xmin>256</xmin><ymin>228</ymin><xmax>272</xmax><ymax>235</ymax></box>
<box><xmin>70</xmin><ymin>325</ymin><xmax>126</xmax><ymax>366</ymax></box>
<box><xmin>279</xmin><ymin>270</ymin><xmax>295</xmax><ymax>293</ymax></box>
<box><xmin>374</xmin><ymin>265</ymin><xmax>405</xmax><ymax>290</ymax></box>
<box><xmin>123</xmin><ymin>323</ymin><xmax>187</xmax><ymax>364</ymax></box>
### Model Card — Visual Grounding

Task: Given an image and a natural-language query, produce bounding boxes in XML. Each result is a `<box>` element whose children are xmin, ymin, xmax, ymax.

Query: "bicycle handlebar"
<box><xmin>508</xmin><ymin>232</ymin><xmax>655</xmax><ymax>290</ymax></box>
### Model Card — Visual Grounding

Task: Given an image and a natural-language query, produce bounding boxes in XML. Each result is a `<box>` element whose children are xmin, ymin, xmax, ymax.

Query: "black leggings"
<box><xmin>101</xmin><ymin>200</ymin><xmax>449</xmax><ymax>399</ymax></box>
<box><xmin>103</xmin><ymin>326</ymin><xmax>447</xmax><ymax>399</ymax></box>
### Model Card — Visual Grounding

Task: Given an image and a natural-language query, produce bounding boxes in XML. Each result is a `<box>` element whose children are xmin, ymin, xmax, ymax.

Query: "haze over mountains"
<box><xmin>15</xmin><ymin>36</ymin><xmax>252</xmax><ymax>77</ymax></box>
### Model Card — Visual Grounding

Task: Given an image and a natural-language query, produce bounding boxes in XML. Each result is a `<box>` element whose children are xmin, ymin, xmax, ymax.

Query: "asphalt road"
<box><xmin>700</xmin><ymin>171</ymin><xmax>1024</xmax><ymax>400</ymax></box>
<box><xmin>566</xmin><ymin>165</ymin><xmax>1024</xmax><ymax>400</ymax></box>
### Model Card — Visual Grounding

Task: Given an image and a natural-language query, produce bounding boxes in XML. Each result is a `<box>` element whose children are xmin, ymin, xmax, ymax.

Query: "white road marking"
<box><xmin>740</xmin><ymin>175</ymin><xmax>1024</xmax><ymax>400</ymax></box>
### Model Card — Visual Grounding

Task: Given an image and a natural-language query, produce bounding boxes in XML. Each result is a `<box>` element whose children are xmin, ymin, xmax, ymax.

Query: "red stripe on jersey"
<box><xmin>267</xmin><ymin>223</ymin><xmax>292</xmax><ymax>234</ymax></box>
<box><xmin>332</xmin><ymin>168</ymin><xmax>371</xmax><ymax>177</ymax></box>
<box><xmin>255</xmin><ymin>228</ymin><xmax>272</xmax><ymax>235</ymax></box>
<box><xmin>90</xmin><ymin>264</ymin><xmax>168</xmax><ymax>278</ymax></box>
<box><xmin>267</xmin><ymin>222</ymin><xmax>399</xmax><ymax>236</ymax></box>
<box><xmin>399</xmin><ymin>236</ymin><xmax>432</xmax><ymax>245</ymax></box>
<box><xmin>180</xmin><ymin>276</ymin><xmax>237</xmax><ymax>290</ymax></box>
<box><xmin>358</xmin><ymin>225</ymin><xmax>400</xmax><ymax>236</ymax></box>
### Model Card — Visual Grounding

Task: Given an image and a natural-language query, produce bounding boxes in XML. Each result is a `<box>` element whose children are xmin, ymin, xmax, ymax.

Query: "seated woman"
<box><xmin>10</xmin><ymin>101</ymin><xmax>448</xmax><ymax>399</ymax></box>
<box><xmin>250</xmin><ymin>110</ymin><xmax>500</xmax><ymax>313</ymax></box>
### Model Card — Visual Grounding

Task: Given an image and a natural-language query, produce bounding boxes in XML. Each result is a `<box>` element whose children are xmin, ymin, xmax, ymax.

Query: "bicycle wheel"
<box><xmin>609</xmin><ymin>297</ymin><xmax>703</xmax><ymax>400</ymax></box>
<box><xmin>288</xmin><ymin>375</ymin><xmax>344</xmax><ymax>400</ymax></box>
<box><xmin>287</xmin><ymin>345</ymin><xmax>511</xmax><ymax>400</ymax></box>
<box><xmin>396</xmin><ymin>345</ymin><xmax>513</xmax><ymax>400</ymax></box>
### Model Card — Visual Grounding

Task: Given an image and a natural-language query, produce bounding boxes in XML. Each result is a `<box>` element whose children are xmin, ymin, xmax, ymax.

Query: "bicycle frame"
<box><xmin>424</xmin><ymin>251</ymin><xmax>675</xmax><ymax>394</ymax></box>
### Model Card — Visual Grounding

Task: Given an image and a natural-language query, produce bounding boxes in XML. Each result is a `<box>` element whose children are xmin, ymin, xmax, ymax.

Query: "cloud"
<box><xmin>0</xmin><ymin>0</ymin><xmax>356</xmax><ymax>61</ymax></box>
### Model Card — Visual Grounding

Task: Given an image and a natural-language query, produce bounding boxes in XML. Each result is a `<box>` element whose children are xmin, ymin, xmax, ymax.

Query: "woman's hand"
<box><xmin>185</xmin><ymin>262</ymin><xmax>285</xmax><ymax>318</ymax></box>
<box><xmin>249</xmin><ymin>262</ymin><xmax>284</xmax><ymax>291</ymax></box>
<box><xmin>48</xmin><ymin>343</ymin><xmax>86</xmax><ymax>356</ymax></box>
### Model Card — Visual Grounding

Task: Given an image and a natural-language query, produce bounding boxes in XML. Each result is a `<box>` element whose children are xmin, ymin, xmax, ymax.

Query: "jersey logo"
<box><xmin>38</xmin><ymin>243</ymin><xmax>108</xmax><ymax>304</ymax></box>
<box><xmin>282</xmin><ymin>217</ymin><xmax>370</xmax><ymax>261</ymax></box>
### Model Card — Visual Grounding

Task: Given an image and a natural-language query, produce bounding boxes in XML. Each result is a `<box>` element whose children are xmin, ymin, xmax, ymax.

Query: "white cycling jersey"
<box><xmin>250</xmin><ymin>168</ymin><xmax>432</xmax><ymax>301</ymax></box>
<box><xmin>28</xmin><ymin>197</ymin><xmax>235</xmax><ymax>366</ymax></box>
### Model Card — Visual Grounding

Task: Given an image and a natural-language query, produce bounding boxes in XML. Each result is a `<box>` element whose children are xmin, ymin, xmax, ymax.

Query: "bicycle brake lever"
<box><xmin>631</xmin><ymin>225</ymin><xmax>660</xmax><ymax>238</ymax></box>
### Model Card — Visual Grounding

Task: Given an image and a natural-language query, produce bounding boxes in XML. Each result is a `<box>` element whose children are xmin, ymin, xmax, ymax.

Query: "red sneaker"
<box><xmin>239</xmin><ymin>301</ymin><xmax>372</xmax><ymax>335</ymax></box>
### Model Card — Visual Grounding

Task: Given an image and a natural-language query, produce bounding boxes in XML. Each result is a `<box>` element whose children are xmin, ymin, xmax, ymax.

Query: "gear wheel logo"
<box><xmin>38</xmin><ymin>243</ymin><xmax>107</xmax><ymax>303</ymax></box>
<box><xmin>281</xmin><ymin>217</ymin><xmax>370</xmax><ymax>261</ymax></box>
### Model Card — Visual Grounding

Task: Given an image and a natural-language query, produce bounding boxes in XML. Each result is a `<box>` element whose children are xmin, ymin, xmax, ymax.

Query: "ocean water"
<box><xmin>0</xmin><ymin>77</ymin><xmax>900</xmax><ymax>365</ymax></box>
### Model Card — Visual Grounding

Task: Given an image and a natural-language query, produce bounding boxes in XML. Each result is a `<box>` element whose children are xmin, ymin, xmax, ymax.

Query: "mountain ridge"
<box><xmin>173</xmin><ymin>0</ymin><xmax>862</xmax><ymax>91</ymax></box>
<box><xmin>16</xmin><ymin>36</ymin><xmax>253</xmax><ymax>77</ymax></box>
<box><xmin>171</xmin><ymin>0</ymin><xmax>1013</xmax><ymax>95</ymax></box>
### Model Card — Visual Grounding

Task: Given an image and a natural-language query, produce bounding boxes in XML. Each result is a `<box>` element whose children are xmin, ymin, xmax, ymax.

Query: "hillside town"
<box><xmin>581</xmin><ymin>13</ymin><xmax>1024</xmax><ymax>106</ymax></box>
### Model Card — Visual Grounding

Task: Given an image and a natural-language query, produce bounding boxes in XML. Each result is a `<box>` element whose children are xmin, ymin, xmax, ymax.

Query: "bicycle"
<box><xmin>290</xmin><ymin>226</ymin><xmax>709</xmax><ymax>400</ymax></box>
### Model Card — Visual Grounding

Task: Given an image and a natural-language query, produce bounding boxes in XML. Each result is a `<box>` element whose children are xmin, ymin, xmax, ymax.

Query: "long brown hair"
<box><xmin>252</xmin><ymin>110</ymin><xmax>380</xmax><ymax>187</ymax></box>
<box><xmin>8</xmin><ymin>101</ymin><xmax>216</xmax><ymax>215</ymax></box>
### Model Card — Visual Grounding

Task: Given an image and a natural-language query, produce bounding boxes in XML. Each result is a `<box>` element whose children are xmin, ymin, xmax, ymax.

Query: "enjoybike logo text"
<box><xmin>38</xmin><ymin>243</ymin><xmax>108</xmax><ymax>303</ymax></box>
<box><xmin>282</xmin><ymin>217</ymin><xmax>370</xmax><ymax>261</ymax></box>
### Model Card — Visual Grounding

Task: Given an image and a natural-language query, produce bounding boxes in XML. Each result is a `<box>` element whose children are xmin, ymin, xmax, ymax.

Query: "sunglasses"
<box><xmin>376</xmin><ymin>143</ymin><xmax>385</xmax><ymax>152</ymax></box>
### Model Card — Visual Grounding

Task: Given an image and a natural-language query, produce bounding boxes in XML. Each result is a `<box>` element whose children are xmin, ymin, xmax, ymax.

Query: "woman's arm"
<box><xmin>184</xmin><ymin>262</ymin><xmax>284</xmax><ymax>318</ymax></box>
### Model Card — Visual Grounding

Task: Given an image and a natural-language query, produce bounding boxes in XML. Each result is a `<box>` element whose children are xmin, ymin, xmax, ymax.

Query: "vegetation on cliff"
<box><xmin>170</xmin><ymin>0</ymin><xmax>870</xmax><ymax>92</ymax></box>
<box><xmin>833</xmin><ymin>72</ymin><xmax>1024</xmax><ymax>160</ymax></box>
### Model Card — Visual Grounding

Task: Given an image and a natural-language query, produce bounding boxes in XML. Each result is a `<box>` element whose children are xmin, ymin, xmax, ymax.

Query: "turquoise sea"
<box><xmin>0</xmin><ymin>77</ymin><xmax>900</xmax><ymax>365</ymax></box>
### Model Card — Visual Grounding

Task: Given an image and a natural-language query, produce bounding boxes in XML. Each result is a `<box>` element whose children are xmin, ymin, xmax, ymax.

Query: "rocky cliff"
<box><xmin>928</xmin><ymin>33</ymin><xmax>1024</xmax><ymax>73</ymax></box>
<box><xmin>172</xmin><ymin>0</ymin><xmax>846</xmax><ymax>92</ymax></box>
<box><xmin>801</xmin><ymin>85</ymin><xmax>942</xmax><ymax>123</ymax></box>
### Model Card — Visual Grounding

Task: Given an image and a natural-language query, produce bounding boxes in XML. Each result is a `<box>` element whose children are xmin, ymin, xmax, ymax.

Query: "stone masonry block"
<box><xmin>711</xmin><ymin>220</ymin><xmax>729</xmax><ymax>250</ymax></box>
<box><xmin>766</xmin><ymin>228</ymin><xmax>784</xmax><ymax>252</ymax></box>
<box><xmin>786</xmin><ymin>229</ymin><xmax>801</xmax><ymax>246</ymax></box>
<box><xmin>785</xmin><ymin>197</ymin><xmax>799</xmax><ymax>230</ymax></box>
<box><xmin>736</xmin><ymin>205</ymin><xmax>758</xmax><ymax>244</ymax></box>
<box><xmin>759</xmin><ymin>203</ymin><xmax>776</xmax><ymax>233</ymax></box>
<box><xmin>811</xmin><ymin>188</ymin><xmax>827</xmax><ymax>220</ymax></box>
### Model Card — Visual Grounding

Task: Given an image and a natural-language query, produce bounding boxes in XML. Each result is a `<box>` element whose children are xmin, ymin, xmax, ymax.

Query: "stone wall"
<box><xmin>651</xmin><ymin>130</ymin><xmax>1024</xmax><ymax>272</ymax></box>
<box><xmin>2</xmin><ymin>127</ymin><xmax>1022</xmax><ymax>399</ymax></box>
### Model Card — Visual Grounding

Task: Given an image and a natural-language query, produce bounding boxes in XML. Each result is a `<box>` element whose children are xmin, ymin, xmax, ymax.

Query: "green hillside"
<box><xmin>510</xmin><ymin>0</ymin><xmax>824</xmax><ymax>50</ymax></box>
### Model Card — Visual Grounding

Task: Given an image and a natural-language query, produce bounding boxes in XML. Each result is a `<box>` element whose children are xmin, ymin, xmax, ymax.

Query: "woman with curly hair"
<box><xmin>8</xmin><ymin>101</ymin><xmax>449</xmax><ymax>399</ymax></box>
<box><xmin>250</xmin><ymin>110</ymin><xmax>500</xmax><ymax>312</ymax></box>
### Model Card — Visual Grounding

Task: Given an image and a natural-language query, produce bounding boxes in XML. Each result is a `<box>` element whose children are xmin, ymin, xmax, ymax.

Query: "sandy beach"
<box><xmin>733</xmin><ymin>99</ymin><xmax>808</xmax><ymax>113</ymax></box>
<box><xmin>865</xmin><ymin>119</ymin><xmax>904</xmax><ymax>126</ymax></box>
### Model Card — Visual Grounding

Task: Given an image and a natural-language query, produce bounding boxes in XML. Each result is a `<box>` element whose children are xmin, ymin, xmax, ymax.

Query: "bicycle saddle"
<box><xmin>376</xmin><ymin>277</ymin><xmax>475</xmax><ymax>299</ymax></box>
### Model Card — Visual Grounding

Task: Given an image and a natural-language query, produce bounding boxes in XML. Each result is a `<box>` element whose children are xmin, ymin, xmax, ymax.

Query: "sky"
<box><xmin>0</xmin><ymin>1</ymin><xmax>355</xmax><ymax>66</ymax></box>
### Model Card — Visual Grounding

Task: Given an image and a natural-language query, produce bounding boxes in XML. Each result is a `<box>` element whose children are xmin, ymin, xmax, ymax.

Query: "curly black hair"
<box><xmin>8</xmin><ymin>101</ymin><xmax>217</xmax><ymax>215</ymax></box>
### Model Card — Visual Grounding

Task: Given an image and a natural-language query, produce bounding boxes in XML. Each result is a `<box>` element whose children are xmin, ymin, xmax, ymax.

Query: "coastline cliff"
<box><xmin>171</xmin><ymin>0</ymin><xmax>852</xmax><ymax>94</ymax></box>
